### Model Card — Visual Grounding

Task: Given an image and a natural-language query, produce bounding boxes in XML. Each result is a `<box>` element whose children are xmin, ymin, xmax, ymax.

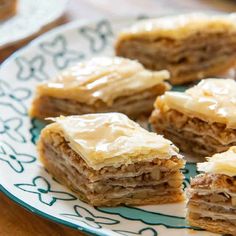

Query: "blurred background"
<box><xmin>67</xmin><ymin>0</ymin><xmax>236</xmax><ymax>19</ymax></box>
<box><xmin>1</xmin><ymin>0</ymin><xmax>236</xmax><ymax>62</ymax></box>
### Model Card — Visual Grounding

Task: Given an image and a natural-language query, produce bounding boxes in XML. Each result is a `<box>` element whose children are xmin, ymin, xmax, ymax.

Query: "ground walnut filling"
<box><xmin>31</xmin><ymin>83</ymin><xmax>168</xmax><ymax>119</ymax></box>
<box><xmin>41</xmin><ymin>130</ymin><xmax>184</xmax><ymax>180</ymax></box>
<box><xmin>189</xmin><ymin>201</ymin><xmax>236</xmax><ymax>215</ymax></box>
<box><xmin>190</xmin><ymin>173</ymin><xmax>236</xmax><ymax>193</ymax></box>
<box><xmin>187</xmin><ymin>173</ymin><xmax>236</xmax><ymax>234</ymax></box>
<box><xmin>150</xmin><ymin>108</ymin><xmax>236</xmax><ymax>156</ymax></box>
<box><xmin>38</xmin><ymin>129</ymin><xmax>185</xmax><ymax>206</ymax></box>
<box><xmin>117</xmin><ymin>33</ymin><xmax>236</xmax><ymax>64</ymax></box>
<box><xmin>188</xmin><ymin>211</ymin><xmax>236</xmax><ymax>227</ymax></box>
<box><xmin>116</xmin><ymin>31</ymin><xmax>236</xmax><ymax>84</ymax></box>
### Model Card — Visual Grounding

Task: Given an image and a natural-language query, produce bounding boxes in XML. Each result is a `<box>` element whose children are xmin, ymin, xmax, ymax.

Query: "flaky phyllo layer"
<box><xmin>116</xmin><ymin>13</ymin><xmax>236</xmax><ymax>84</ymax></box>
<box><xmin>187</xmin><ymin>147</ymin><xmax>236</xmax><ymax>235</ymax></box>
<box><xmin>45</xmin><ymin>113</ymin><xmax>182</xmax><ymax>170</ymax></box>
<box><xmin>150</xmin><ymin>79</ymin><xmax>236</xmax><ymax>156</ymax></box>
<box><xmin>30</xmin><ymin>56</ymin><xmax>169</xmax><ymax>119</ymax></box>
<box><xmin>37</xmin><ymin>113</ymin><xmax>184</xmax><ymax>206</ymax></box>
<box><xmin>116</xmin><ymin>13</ymin><xmax>236</xmax><ymax>41</ymax></box>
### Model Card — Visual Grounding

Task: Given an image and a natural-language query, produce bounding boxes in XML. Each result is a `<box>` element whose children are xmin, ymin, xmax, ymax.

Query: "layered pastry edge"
<box><xmin>29</xmin><ymin>56</ymin><xmax>170</xmax><ymax>119</ymax></box>
<box><xmin>115</xmin><ymin>13</ymin><xmax>236</xmax><ymax>84</ymax></box>
<box><xmin>150</xmin><ymin>78</ymin><xmax>236</xmax><ymax>156</ymax></box>
<box><xmin>187</xmin><ymin>146</ymin><xmax>236</xmax><ymax>235</ymax></box>
<box><xmin>37</xmin><ymin>113</ymin><xmax>185</xmax><ymax>206</ymax></box>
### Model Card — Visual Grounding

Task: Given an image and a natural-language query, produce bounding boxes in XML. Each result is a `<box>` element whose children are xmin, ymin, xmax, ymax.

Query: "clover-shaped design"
<box><xmin>0</xmin><ymin>141</ymin><xmax>35</xmax><ymax>173</ymax></box>
<box><xmin>15</xmin><ymin>55</ymin><xmax>48</xmax><ymax>81</ymax></box>
<box><xmin>115</xmin><ymin>227</ymin><xmax>158</xmax><ymax>236</ymax></box>
<box><xmin>79</xmin><ymin>19</ymin><xmax>113</xmax><ymax>53</ymax></box>
<box><xmin>0</xmin><ymin>117</ymin><xmax>26</xmax><ymax>143</ymax></box>
<box><xmin>15</xmin><ymin>176</ymin><xmax>77</xmax><ymax>206</ymax></box>
<box><xmin>0</xmin><ymin>80</ymin><xmax>31</xmax><ymax>115</ymax></box>
<box><xmin>40</xmin><ymin>35</ymin><xmax>84</xmax><ymax>70</ymax></box>
<box><xmin>61</xmin><ymin>205</ymin><xmax>119</xmax><ymax>229</ymax></box>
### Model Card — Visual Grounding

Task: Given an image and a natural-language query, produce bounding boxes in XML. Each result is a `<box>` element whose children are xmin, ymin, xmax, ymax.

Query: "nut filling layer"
<box><xmin>187</xmin><ymin>173</ymin><xmax>236</xmax><ymax>235</ymax></box>
<box><xmin>116</xmin><ymin>13</ymin><xmax>236</xmax><ymax>84</ymax></box>
<box><xmin>150</xmin><ymin>108</ymin><xmax>236</xmax><ymax>156</ymax></box>
<box><xmin>38</xmin><ymin>130</ymin><xmax>185</xmax><ymax>206</ymax></box>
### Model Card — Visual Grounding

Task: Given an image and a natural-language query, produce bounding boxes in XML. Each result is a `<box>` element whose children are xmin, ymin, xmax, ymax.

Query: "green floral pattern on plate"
<box><xmin>0</xmin><ymin>80</ymin><xmax>31</xmax><ymax>116</ymax></box>
<box><xmin>40</xmin><ymin>35</ymin><xmax>84</xmax><ymax>69</ymax></box>
<box><xmin>15</xmin><ymin>55</ymin><xmax>48</xmax><ymax>81</ymax></box>
<box><xmin>0</xmin><ymin>141</ymin><xmax>35</xmax><ymax>173</ymax></box>
<box><xmin>79</xmin><ymin>19</ymin><xmax>113</xmax><ymax>53</ymax></box>
<box><xmin>15</xmin><ymin>176</ymin><xmax>77</xmax><ymax>206</ymax></box>
<box><xmin>0</xmin><ymin>117</ymin><xmax>26</xmax><ymax>143</ymax></box>
<box><xmin>114</xmin><ymin>227</ymin><xmax>158</xmax><ymax>236</ymax></box>
<box><xmin>62</xmin><ymin>205</ymin><xmax>119</xmax><ymax>229</ymax></box>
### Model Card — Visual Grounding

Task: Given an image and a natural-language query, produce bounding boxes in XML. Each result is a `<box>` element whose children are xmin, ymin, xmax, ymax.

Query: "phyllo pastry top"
<box><xmin>46</xmin><ymin>113</ymin><xmax>182</xmax><ymax>170</ymax></box>
<box><xmin>155</xmin><ymin>79</ymin><xmax>236</xmax><ymax>128</ymax></box>
<box><xmin>116</xmin><ymin>13</ymin><xmax>236</xmax><ymax>41</ymax></box>
<box><xmin>36</xmin><ymin>56</ymin><xmax>169</xmax><ymax>106</ymax></box>
<box><xmin>198</xmin><ymin>146</ymin><xmax>236</xmax><ymax>177</ymax></box>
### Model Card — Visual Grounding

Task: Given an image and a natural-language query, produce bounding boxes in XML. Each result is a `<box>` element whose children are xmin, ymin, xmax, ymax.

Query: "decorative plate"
<box><xmin>0</xmin><ymin>18</ymin><xmax>219</xmax><ymax>236</ymax></box>
<box><xmin>0</xmin><ymin>0</ymin><xmax>68</xmax><ymax>49</ymax></box>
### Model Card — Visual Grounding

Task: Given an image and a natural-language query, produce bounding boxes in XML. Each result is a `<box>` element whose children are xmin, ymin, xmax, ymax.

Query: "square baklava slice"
<box><xmin>30</xmin><ymin>56</ymin><xmax>170</xmax><ymax>119</ymax></box>
<box><xmin>115</xmin><ymin>13</ymin><xmax>236</xmax><ymax>85</ymax></box>
<box><xmin>187</xmin><ymin>147</ymin><xmax>236</xmax><ymax>235</ymax></box>
<box><xmin>150</xmin><ymin>78</ymin><xmax>236</xmax><ymax>157</ymax></box>
<box><xmin>37</xmin><ymin>113</ymin><xmax>185</xmax><ymax>206</ymax></box>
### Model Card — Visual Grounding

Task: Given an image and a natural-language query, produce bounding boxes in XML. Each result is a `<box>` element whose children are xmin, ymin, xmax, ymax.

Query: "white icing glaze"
<box><xmin>37</xmin><ymin>57</ymin><xmax>169</xmax><ymax>106</ymax></box>
<box><xmin>198</xmin><ymin>146</ymin><xmax>236</xmax><ymax>177</ymax></box>
<box><xmin>155</xmin><ymin>79</ymin><xmax>236</xmax><ymax>128</ymax></box>
<box><xmin>50</xmin><ymin>113</ymin><xmax>182</xmax><ymax>170</ymax></box>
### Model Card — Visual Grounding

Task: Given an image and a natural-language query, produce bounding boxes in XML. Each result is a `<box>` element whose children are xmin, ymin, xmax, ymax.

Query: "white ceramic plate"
<box><xmin>0</xmin><ymin>18</ymin><xmax>219</xmax><ymax>236</ymax></box>
<box><xmin>0</xmin><ymin>0</ymin><xmax>68</xmax><ymax>49</ymax></box>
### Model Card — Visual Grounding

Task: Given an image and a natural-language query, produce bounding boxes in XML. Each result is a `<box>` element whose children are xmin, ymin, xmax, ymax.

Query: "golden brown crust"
<box><xmin>170</xmin><ymin>57</ymin><xmax>236</xmax><ymax>84</ymax></box>
<box><xmin>150</xmin><ymin>108</ymin><xmax>236</xmax><ymax>156</ymax></box>
<box><xmin>30</xmin><ymin>83</ymin><xmax>168</xmax><ymax>120</ymax></box>
<box><xmin>39</xmin><ymin>156</ymin><xmax>184</xmax><ymax>206</ymax></box>
<box><xmin>187</xmin><ymin>172</ymin><xmax>236</xmax><ymax>234</ymax></box>
<box><xmin>41</xmin><ymin>157</ymin><xmax>184</xmax><ymax>206</ymax></box>
<box><xmin>116</xmin><ymin>24</ymin><xmax>236</xmax><ymax>85</ymax></box>
<box><xmin>33</xmin><ymin>57</ymin><xmax>170</xmax><ymax>106</ymax></box>
<box><xmin>116</xmin><ymin>13</ymin><xmax>236</xmax><ymax>41</ymax></box>
<box><xmin>38</xmin><ymin>127</ymin><xmax>184</xmax><ymax>206</ymax></box>
<box><xmin>39</xmin><ymin>127</ymin><xmax>184</xmax><ymax>181</ymax></box>
<box><xmin>187</xmin><ymin>215</ymin><xmax>236</xmax><ymax>235</ymax></box>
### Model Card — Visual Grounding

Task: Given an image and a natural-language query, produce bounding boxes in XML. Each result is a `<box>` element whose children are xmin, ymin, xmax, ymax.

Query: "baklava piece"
<box><xmin>38</xmin><ymin>113</ymin><xmax>185</xmax><ymax>206</ymax></box>
<box><xmin>29</xmin><ymin>57</ymin><xmax>170</xmax><ymax>119</ymax></box>
<box><xmin>0</xmin><ymin>0</ymin><xmax>17</xmax><ymax>21</ymax></box>
<box><xmin>150</xmin><ymin>78</ymin><xmax>236</xmax><ymax>157</ymax></box>
<box><xmin>115</xmin><ymin>13</ymin><xmax>236</xmax><ymax>85</ymax></box>
<box><xmin>187</xmin><ymin>146</ymin><xmax>236</xmax><ymax>235</ymax></box>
